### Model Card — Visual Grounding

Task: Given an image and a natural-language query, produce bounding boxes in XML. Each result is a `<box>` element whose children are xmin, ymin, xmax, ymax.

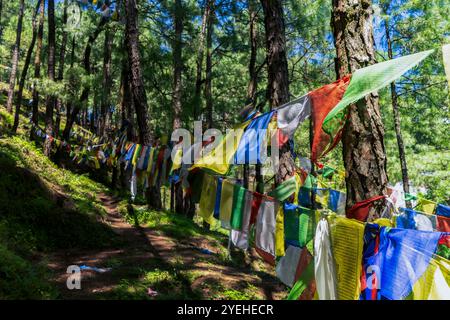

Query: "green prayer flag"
<box><xmin>322</xmin><ymin>166</ymin><xmax>335</xmax><ymax>178</ymax></box>
<box><xmin>405</xmin><ymin>193</ymin><xmax>418</xmax><ymax>201</ymax></box>
<box><xmin>230</xmin><ymin>185</ymin><xmax>246</xmax><ymax>230</ymax></box>
<box><xmin>323</xmin><ymin>50</ymin><xmax>434</xmax><ymax>136</ymax></box>
<box><xmin>299</xmin><ymin>207</ymin><xmax>315</xmax><ymax>248</ymax></box>
<box><xmin>286</xmin><ymin>259</ymin><xmax>315</xmax><ymax>300</ymax></box>
<box><xmin>303</xmin><ymin>174</ymin><xmax>316</xmax><ymax>190</ymax></box>
<box><xmin>268</xmin><ymin>176</ymin><xmax>298</xmax><ymax>201</ymax></box>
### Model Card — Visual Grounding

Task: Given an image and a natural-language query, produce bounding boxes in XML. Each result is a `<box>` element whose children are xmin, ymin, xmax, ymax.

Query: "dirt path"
<box><xmin>46</xmin><ymin>193</ymin><xmax>286</xmax><ymax>300</ymax></box>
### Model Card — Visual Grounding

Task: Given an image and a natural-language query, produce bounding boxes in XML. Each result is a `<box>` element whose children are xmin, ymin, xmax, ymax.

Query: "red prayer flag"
<box><xmin>310</xmin><ymin>75</ymin><xmax>351</xmax><ymax>163</ymax></box>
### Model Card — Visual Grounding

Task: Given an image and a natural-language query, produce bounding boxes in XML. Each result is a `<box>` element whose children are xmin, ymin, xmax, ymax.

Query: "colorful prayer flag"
<box><xmin>230</xmin><ymin>190</ymin><xmax>253</xmax><ymax>250</ymax></box>
<box><xmin>365</xmin><ymin>227</ymin><xmax>442</xmax><ymax>300</ymax></box>
<box><xmin>198</xmin><ymin>174</ymin><xmax>217</xmax><ymax>225</ymax></box>
<box><xmin>310</xmin><ymin>75</ymin><xmax>351</xmax><ymax>163</ymax></box>
<box><xmin>219</xmin><ymin>179</ymin><xmax>234</xmax><ymax>229</ymax></box>
<box><xmin>321</xmin><ymin>50</ymin><xmax>434</xmax><ymax>162</ymax></box>
<box><xmin>190</xmin><ymin>121</ymin><xmax>250</xmax><ymax>175</ymax></box>
<box><xmin>437</xmin><ymin>204</ymin><xmax>450</xmax><ymax>218</ymax></box>
<box><xmin>443</xmin><ymin>44</ymin><xmax>450</xmax><ymax>89</ymax></box>
<box><xmin>234</xmin><ymin>111</ymin><xmax>275</xmax><ymax>164</ymax></box>
<box><xmin>276</xmin><ymin>94</ymin><xmax>311</xmax><ymax>137</ymax></box>
<box><xmin>329</xmin><ymin>216</ymin><xmax>365</xmax><ymax>300</ymax></box>
<box><xmin>230</xmin><ymin>184</ymin><xmax>247</xmax><ymax>230</ymax></box>
<box><xmin>255</xmin><ymin>199</ymin><xmax>277</xmax><ymax>265</ymax></box>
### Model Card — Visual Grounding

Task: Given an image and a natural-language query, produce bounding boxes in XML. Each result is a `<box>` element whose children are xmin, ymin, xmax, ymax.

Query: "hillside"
<box><xmin>0</xmin><ymin>125</ymin><xmax>286</xmax><ymax>299</ymax></box>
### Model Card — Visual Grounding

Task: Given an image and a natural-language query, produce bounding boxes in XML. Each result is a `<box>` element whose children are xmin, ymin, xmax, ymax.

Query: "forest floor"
<box><xmin>46</xmin><ymin>193</ymin><xmax>287</xmax><ymax>300</ymax></box>
<box><xmin>0</xmin><ymin>104</ymin><xmax>287</xmax><ymax>300</ymax></box>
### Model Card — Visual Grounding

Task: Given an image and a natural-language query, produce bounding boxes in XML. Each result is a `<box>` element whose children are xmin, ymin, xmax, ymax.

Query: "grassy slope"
<box><xmin>107</xmin><ymin>202</ymin><xmax>274</xmax><ymax>300</ymax></box>
<box><xmin>0</xmin><ymin>104</ymin><xmax>278</xmax><ymax>300</ymax></box>
<box><xmin>0</xmin><ymin>104</ymin><xmax>118</xmax><ymax>298</ymax></box>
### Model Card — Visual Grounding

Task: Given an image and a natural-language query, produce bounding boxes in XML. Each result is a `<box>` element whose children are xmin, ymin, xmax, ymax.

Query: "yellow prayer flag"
<box><xmin>373</xmin><ymin>218</ymin><xmax>393</xmax><ymax>227</ymax></box>
<box><xmin>199</xmin><ymin>174</ymin><xmax>217</xmax><ymax>225</ymax></box>
<box><xmin>219</xmin><ymin>180</ymin><xmax>234</xmax><ymax>228</ymax></box>
<box><xmin>131</xmin><ymin>144</ymin><xmax>141</xmax><ymax>167</ymax></box>
<box><xmin>328</xmin><ymin>216</ymin><xmax>365</xmax><ymax>300</ymax></box>
<box><xmin>171</xmin><ymin>148</ymin><xmax>183</xmax><ymax>172</ymax></box>
<box><xmin>190</xmin><ymin>121</ymin><xmax>250</xmax><ymax>175</ymax></box>
<box><xmin>407</xmin><ymin>255</ymin><xmax>450</xmax><ymax>300</ymax></box>
<box><xmin>316</xmin><ymin>180</ymin><xmax>330</xmax><ymax>209</ymax></box>
<box><xmin>275</xmin><ymin>205</ymin><xmax>285</xmax><ymax>257</ymax></box>
<box><xmin>147</xmin><ymin>148</ymin><xmax>155</xmax><ymax>173</ymax></box>
<box><xmin>417</xmin><ymin>198</ymin><xmax>437</xmax><ymax>215</ymax></box>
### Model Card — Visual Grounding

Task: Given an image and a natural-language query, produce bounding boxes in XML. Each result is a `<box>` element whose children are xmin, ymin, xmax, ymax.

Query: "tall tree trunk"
<box><xmin>120</xmin><ymin>45</ymin><xmax>135</xmax><ymax>141</ymax></box>
<box><xmin>91</xmin><ymin>91</ymin><xmax>99</xmax><ymax>133</ymax></box>
<box><xmin>124</xmin><ymin>0</ymin><xmax>152</xmax><ymax>145</ymax></box>
<box><xmin>260</xmin><ymin>0</ymin><xmax>294</xmax><ymax>186</ymax></box>
<box><xmin>119</xmin><ymin>53</ymin><xmax>133</xmax><ymax>190</ymax></box>
<box><xmin>246</xmin><ymin>0</ymin><xmax>259</xmax><ymax>191</ymax></box>
<box><xmin>12</xmin><ymin>0</ymin><xmax>43</xmax><ymax>132</ymax></box>
<box><xmin>204</xmin><ymin>5</ymin><xmax>214</xmax><ymax>128</ymax></box>
<box><xmin>66</xmin><ymin>36</ymin><xmax>76</xmax><ymax>121</ymax></box>
<box><xmin>6</xmin><ymin>0</ymin><xmax>25</xmax><ymax>114</ymax></box>
<box><xmin>63</xmin><ymin>18</ymin><xmax>107</xmax><ymax>141</ymax></box>
<box><xmin>54</xmin><ymin>0</ymin><xmax>69</xmax><ymax>138</ymax></box>
<box><xmin>124</xmin><ymin>0</ymin><xmax>157</xmax><ymax>208</ymax></box>
<box><xmin>43</xmin><ymin>0</ymin><xmax>56</xmax><ymax>157</ymax></box>
<box><xmin>172</xmin><ymin>0</ymin><xmax>184</xmax><ymax>214</ymax></box>
<box><xmin>30</xmin><ymin>0</ymin><xmax>45</xmax><ymax>140</ymax></box>
<box><xmin>193</xmin><ymin>0</ymin><xmax>212</xmax><ymax>121</ymax></box>
<box><xmin>0</xmin><ymin>0</ymin><xmax>3</xmax><ymax>43</ymax></box>
<box><xmin>332</xmin><ymin>0</ymin><xmax>388</xmax><ymax>217</ymax></box>
<box><xmin>247</xmin><ymin>0</ymin><xmax>258</xmax><ymax>108</ymax></box>
<box><xmin>99</xmin><ymin>26</ymin><xmax>113</xmax><ymax>138</ymax></box>
<box><xmin>385</xmin><ymin>18</ymin><xmax>411</xmax><ymax>208</ymax></box>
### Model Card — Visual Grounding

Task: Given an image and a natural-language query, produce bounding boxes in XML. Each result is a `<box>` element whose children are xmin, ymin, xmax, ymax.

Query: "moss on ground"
<box><xmin>0</xmin><ymin>111</ymin><xmax>118</xmax><ymax>299</ymax></box>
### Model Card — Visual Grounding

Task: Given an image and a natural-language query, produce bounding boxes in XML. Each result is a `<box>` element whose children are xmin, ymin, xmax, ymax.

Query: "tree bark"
<box><xmin>204</xmin><ymin>5</ymin><xmax>214</xmax><ymax>128</ymax></box>
<box><xmin>120</xmin><ymin>45</ymin><xmax>135</xmax><ymax>141</ymax></box>
<box><xmin>332</xmin><ymin>0</ymin><xmax>388</xmax><ymax>217</ymax></box>
<box><xmin>62</xmin><ymin>18</ymin><xmax>107</xmax><ymax>141</ymax></box>
<box><xmin>260</xmin><ymin>0</ymin><xmax>294</xmax><ymax>186</ymax></box>
<box><xmin>172</xmin><ymin>0</ymin><xmax>183</xmax><ymax>132</ymax></box>
<box><xmin>124</xmin><ymin>0</ymin><xmax>159</xmax><ymax>207</ymax></box>
<box><xmin>6</xmin><ymin>0</ymin><xmax>25</xmax><ymax>114</ymax></box>
<box><xmin>119</xmin><ymin>50</ymin><xmax>133</xmax><ymax>190</ymax></box>
<box><xmin>124</xmin><ymin>0</ymin><xmax>152</xmax><ymax>146</ymax></box>
<box><xmin>54</xmin><ymin>0</ymin><xmax>69</xmax><ymax>138</ymax></box>
<box><xmin>99</xmin><ymin>26</ymin><xmax>113</xmax><ymax>138</ymax></box>
<box><xmin>30</xmin><ymin>0</ymin><xmax>45</xmax><ymax>140</ymax></box>
<box><xmin>12</xmin><ymin>0</ymin><xmax>43</xmax><ymax>132</ymax></box>
<box><xmin>171</xmin><ymin>0</ymin><xmax>184</xmax><ymax>214</ymax></box>
<box><xmin>43</xmin><ymin>0</ymin><xmax>56</xmax><ymax>157</ymax></box>
<box><xmin>60</xmin><ymin>35</ymin><xmax>76</xmax><ymax>144</ymax></box>
<box><xmin>246</xmin><ymin>0</ymin><xmax>259</xmax><ymax>191</ymax></box>
<box><xmin>385</xmin><ymin>18</ymin><xmax>411</xmax><ymax>208</ymax></box>
<box><xmin>0</xmin><ymin>0</ymin><xmax>3</xmax><ymax>44</ymax></box>
<box><xmin>247</xmin><ymin>0</ymin><xmax>258</xmax><ymax>108</ymax></box>
<box><xmin>193</xmin><ymin>0</ymin><xmax>212</xmax><ymax>120</ymax></box>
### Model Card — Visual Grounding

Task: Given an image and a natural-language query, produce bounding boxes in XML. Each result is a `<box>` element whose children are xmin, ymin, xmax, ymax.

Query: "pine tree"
<box><xmin>43</xmin><ymin>0</ymin><xmax>56</xmax><ymax>157</ymax></box>
<box><xmin>332</xmin><ymin>0</ymin><xmax>388</xmax><ymax>216</ymax></box>
<box><xmin>6</xmin><ymin>0</ymin><xmax>25</xmax><ymax>114</ymax></box>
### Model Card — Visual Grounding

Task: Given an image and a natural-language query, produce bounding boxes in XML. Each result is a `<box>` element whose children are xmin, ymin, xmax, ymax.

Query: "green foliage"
<box><xmin>0</xmin><ymin>135</ymin><xmax>117</xmax><ymax>252</ymax></box>
<box><xmin>0</xmin><ymin>243</ymin><xmax>58</xmax><ymax>299</ymax></box>
<box><xmin>0</xmin><ymin>130</ymin><xmax>118</xmax><ymax>299</ymax></box>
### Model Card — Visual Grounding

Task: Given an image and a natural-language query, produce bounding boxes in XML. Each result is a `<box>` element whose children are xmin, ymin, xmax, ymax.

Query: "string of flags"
<box><xmin>32</xmin><ymin>46</ymin><xmax>450</xmax><ymax>300</ymax></box>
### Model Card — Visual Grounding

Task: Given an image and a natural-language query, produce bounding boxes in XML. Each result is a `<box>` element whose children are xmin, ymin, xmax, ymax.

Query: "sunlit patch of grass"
<box><xmin>0</xmin><ymin>129</ymin><xmax>117</xmax><ymax>299</ymax></box>
<box><xmin>103</xmin><ymin>267</ymin><xmax>203</xmax><ymax>300</ymax></box>
<box><xmin>0</xmin><ymin>135</ymin><xmax>109</xmax><ymax>217</ymax></box>
<box><xmin>210</xmin><ymin>282</ymin><xmax>263</xmax><ymax>300</ymax></box>
<box><xmin>0</xmin><ymin>243</ymin><xmax>58</xmax><ymax>299</ymax></box>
